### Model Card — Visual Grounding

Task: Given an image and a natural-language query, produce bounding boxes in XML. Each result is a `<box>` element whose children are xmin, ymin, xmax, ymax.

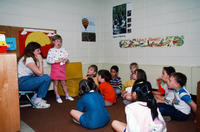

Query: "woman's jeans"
<box><xmin>18</xmin><ymin>74</ymin><xmax>51</xmax><ymax>98</ymax></box>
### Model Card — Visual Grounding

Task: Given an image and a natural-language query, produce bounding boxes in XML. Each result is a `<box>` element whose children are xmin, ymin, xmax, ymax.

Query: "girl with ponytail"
<box><xmin>112</xmin><ymin>80</ymin><xmax>167</xmax><ymax>132</ymax></box>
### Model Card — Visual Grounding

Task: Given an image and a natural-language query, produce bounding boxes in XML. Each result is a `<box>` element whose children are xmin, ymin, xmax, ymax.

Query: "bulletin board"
<box><xmin>0</xmin><ymin>25</ymin><xmax>56</xmax><ymax>57</ymax></box>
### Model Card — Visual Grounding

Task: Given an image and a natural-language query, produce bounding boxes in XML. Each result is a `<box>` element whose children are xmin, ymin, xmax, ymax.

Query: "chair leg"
<box><xmin>25</xmin><ymin>94</ymin><xmax>36</xmax><ymax>108</ymax></box>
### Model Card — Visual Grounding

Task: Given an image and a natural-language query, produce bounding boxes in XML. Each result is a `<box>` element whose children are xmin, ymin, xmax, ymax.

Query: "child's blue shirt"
<box><xmin>77</xmin><ymin>91</ymin><xmax>110</xmax><ymax>129</ymax></box>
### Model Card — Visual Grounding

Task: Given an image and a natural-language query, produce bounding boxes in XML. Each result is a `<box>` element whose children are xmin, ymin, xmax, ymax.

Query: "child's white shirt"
<box><xmin>162</xmin><ymin>83</ymin><xmax>174</xmax><ymax>105</ymax></box>
<box><xmin>173</xmin><ymin>86</ymin><xmax>192</xmax><ymax>115</ymax></box>
<box><xmin>47</xmin><ymin>47</ymin><xmax>69</xmax><ymax>65</ymax></box>
<box><xmin>125</xmin><ymin>101</ymin><xmax>167</xmax><ymax>132</ymax></box>
<box><xmin>125</xmin><ymin>87</ymin><xmax>132</xmax><ymax>93</ymax></box>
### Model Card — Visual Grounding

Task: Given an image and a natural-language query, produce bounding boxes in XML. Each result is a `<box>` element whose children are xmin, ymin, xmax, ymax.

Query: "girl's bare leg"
<box><xmin>61</xmin><ymin>80</ymin><xmax>68</xmax><ymax>95</ymax></box>
<box><xmin>70</xmin><ymin>109</ymin><xmax>84</xmax><ymax>122</ymax></box>
<box><xmin>53</xmin><ymin>80</ymin><xmax>59</xmax><ymax>96</ymax></box>
<box><xmin>111</xmin><ymin>120</ymin><xmax>126</xmax><ymax>132</ymax></box>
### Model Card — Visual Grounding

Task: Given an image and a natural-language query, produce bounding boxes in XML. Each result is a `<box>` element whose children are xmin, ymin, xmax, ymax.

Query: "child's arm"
<box><xmin>155</xmin><ymin>94</ymin><xmax>165</xmax><ymax>103</ymax></box>
<box><xmin>189</xmin><ymin>101</ymin><xmax>197</xmax><ymax>113</ymax></box>
<box><xmin>189</xmin><ymin>101</ymin><xmax>197</xmax><ymax>123</ymax></box>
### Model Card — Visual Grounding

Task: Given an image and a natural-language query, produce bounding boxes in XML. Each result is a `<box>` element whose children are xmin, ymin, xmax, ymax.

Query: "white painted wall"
<box><xmin>0</xmin><ymin>0</ymin><xmax>105</xmax><ymax>64</ymax></box>
<box><xmin>1</xmin><ymin>0</ymin><xmax>200</xmax><ymax>94</ymax></box>
<box><xmin>102</xmin><ymin>0</ymin><xmax>200</xmax><ymax>66</ymax></box>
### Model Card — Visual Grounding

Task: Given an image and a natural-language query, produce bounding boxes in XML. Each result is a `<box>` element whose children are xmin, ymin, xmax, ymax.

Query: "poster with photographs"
<box><xmin>113</xmin><ymin>3</ymin><xmax>133</xmax><ymax>38</ymax></box>
<box><xmin>81</xmin><ymin>17</ymin><xmax>96</xmax><ymax>42</ymax></box>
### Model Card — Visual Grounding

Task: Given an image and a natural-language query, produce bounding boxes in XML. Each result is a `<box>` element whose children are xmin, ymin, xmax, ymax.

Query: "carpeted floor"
<box><xmin>20</xmin><ymin>91</ymin><xmax>197</xmax><ymax>132</ymax></box>
<box><xmin>20</xmin><ymin>120</ymin><xmax>35</xmax><ymax>132</ymax></box>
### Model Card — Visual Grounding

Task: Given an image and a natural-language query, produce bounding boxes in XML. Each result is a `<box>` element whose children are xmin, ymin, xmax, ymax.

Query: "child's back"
<box><xmin>126</xmin><ymin>101</ymin><xmax>166</xmax><ymax>132</ymax></box>
<box><xmin>99</xmin><ymin>81</ymin><xmax>116</xmax><ymax>104</ymax></box>
<box><xmin>77</xmin><ymin>91</ymin><xmax>110</xmax><ymax>129</ymax></box>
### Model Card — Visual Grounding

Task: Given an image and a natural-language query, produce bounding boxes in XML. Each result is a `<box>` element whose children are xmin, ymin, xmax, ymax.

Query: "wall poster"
<box><xmin>19</xmin><ymin>29</ymin><xmax>55</xmax><ymax>57</ymax></box>
<box><xmin>119</xmin><ymin>35</ymin><xmax>184</xmax><ymax>48</ymax></box>
<box><xmin>81</xmin><ymin>17</ymin><xmax>96</xmax><ymax>42</ymax></box>
<box><xmin>113</xmin><ymin>3</ymin><xmax>133</xmax><ymax>38</ymax></box>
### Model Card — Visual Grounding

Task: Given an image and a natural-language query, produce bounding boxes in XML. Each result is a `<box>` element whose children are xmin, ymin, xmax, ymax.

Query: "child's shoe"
<box><xmin>73</xmin><ymin>118</ymin><xmax>80</xmax><ymax>124</ymax></box>
<box><xmin>66</xmin><ymin>96</ymin><xmax>74</xmax><ymax>101</ymax></box>
<box><xmin>56</xmin><ymin>98</ymin><xmax>63</xmax><ymax>103</ymax></box>
<box><xmin>34</xmin><ymin>100</ymin><xmax>50</xmax><ymax>109</ymax></box>
<box><xmin>163</xmin><ymin>116</ymin><xmax>171</xmax><ymax>122</ymax></box>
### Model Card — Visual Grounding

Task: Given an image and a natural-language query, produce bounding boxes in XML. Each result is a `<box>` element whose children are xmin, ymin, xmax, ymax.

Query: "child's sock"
<box><xmin>65</xmin><ymin>93</ymin><xmax>69</xmax><ymax>97</ymax></box>
<box><xmin>56</xmin><ymin>95</ymin><xmax>61</xmax><ymax>99</ymax></box>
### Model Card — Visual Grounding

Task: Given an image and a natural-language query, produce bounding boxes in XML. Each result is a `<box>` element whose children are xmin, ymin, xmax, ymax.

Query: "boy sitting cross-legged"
<box><xmin>157</xmin><ymin>72</ymin><xmax>197</xmax><ymax>121</ymax></box>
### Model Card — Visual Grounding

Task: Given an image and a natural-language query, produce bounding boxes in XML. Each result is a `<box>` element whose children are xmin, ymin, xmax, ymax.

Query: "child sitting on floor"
<box><xmin>112</xmin><ymin>80</ymin><xmax>167</xmax><ymax>132</ymax></box>
<box><xmin>98</xmin><ymin>69</ymin><xmax>116</xmax><ymax>106</ymax></box>
<box><xmin>84</xmin><ymin>64</ymin><xmax>98</xmax><ymax>87</ymax></box>
<box><xmin>153</xmin><ymin>66</ymin><xmax>176</xmax><ymax>104</ymax></box>
<box><xmin>157</xmin><ymin>72</ymin><xmax>197</xmax><ymax>121</ymax></box>
<box><xmin>122</xmin><ymin>69</ymin><xmax>147</xmax><ymax>105</ymax></box>
<box><xmin>121</xmin><ymin>62</ymin><xmax>138</xmax><ymax>93</ymax></box>
<box><xmin>110</xmin><ymin>65</ymin><xmax>122</xmax><ymax>97</ymax></box>
<box><xmin>70</xmin><ymin>78</ymin><xmax>110</xmax><ymax>129</ymax></box>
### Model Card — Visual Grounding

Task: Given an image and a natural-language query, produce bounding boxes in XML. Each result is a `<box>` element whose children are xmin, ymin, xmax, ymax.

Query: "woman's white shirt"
<box><xmin>18</xmin><ymin>57</ymin><xmax>35</xmax><ymax>78</ymax></box>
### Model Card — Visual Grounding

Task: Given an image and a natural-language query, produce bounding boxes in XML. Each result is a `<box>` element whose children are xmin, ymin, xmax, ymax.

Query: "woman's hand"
<box><xmin>35</xmin><ymin>54</ymin><xmax>43</xmax><ymax>63</ymax></box>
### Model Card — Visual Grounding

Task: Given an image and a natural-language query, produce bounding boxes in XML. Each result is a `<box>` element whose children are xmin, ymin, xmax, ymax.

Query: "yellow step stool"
<box><xmin>58</xmin><ymin>62</ymin><xmax>83</xmax><ymax>97</ymax></box>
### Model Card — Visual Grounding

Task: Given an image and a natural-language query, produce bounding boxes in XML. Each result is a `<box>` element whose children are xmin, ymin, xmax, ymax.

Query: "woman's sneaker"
<box><xmin>34</xmin><ymin>100</ymin><xmax>50</xmax><ymax>109</ymax></box>
<box><xmin>31</xmin><ymin>97</ymin><xmax>47</xmax><ymax>103</ymax></box>
<box><xmin>66</xmin><ymin>96</ymin><xmax>74</xmax><ymax>101</ymax></box>
<box><xmin>56</xmin><ymin>98</ymin><xmax>63</xmax><ymax>103</ymax></box>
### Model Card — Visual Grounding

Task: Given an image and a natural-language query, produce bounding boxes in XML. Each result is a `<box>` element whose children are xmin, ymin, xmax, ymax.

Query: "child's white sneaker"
<box><xmin>34</xmin><ymin>100</ymin><xmax>50</xmax><ymax>109</ymax></box>
<box><xmin>56</xmin><ymin>98</ymin><xmax>63</xmax><ymax>103</ymax></box>
<box><xmin>73</xmin><ymin>118</ymin><xmax>80</xmax><ymax>124</ymax></box>
<box><xmin>66</xmin><ymin>96</ymin><xmax>74</xmax><ymax>101</ymax></box>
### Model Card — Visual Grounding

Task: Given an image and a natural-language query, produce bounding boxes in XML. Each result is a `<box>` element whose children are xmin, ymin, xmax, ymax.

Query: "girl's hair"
<box><xmin>79</xmin><ymin>78</ymin><xmax>97</xmax><ymax>96</ymax></box>
<box><xmin>89</xmin><ymin>64</ymin><xmax>98</xmax><ymax>76</ymax></box>
<box><xmin>51</xmin><ymin>34</ymin><xmax>62</xmax><ymax>46</ymax></box>
<box><xmin>130</xmin><ymin>62</ymin><xmax>138</xmax><ymax>69</ymax></box>
<box><xmin>98</xmin><ymin>69</ymin><xmax>112</xmax><ymax>82</ymax></box>
<box><xmin>163</xmin><ymin>66</ymin><xmax>176</xmax><ymax>76</ymax></box>
<box><xmin>17</xmin><ymin>42</ymin><xmax>41</xmax><ymax>64</ymax></box>
<box><xmin>132</xmin><ymin>80</ymin><xmax>158</xmax><ymax>120</ymax></box>
<box><xmin>135</xmin><ymin>69</ymin><xmax>147</xmax><ymax>81</ymax></box>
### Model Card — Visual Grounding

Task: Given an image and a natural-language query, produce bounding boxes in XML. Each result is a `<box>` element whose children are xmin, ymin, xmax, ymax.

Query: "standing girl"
<box><xmin>112</xmin><ymin>80</ymin><xmax>166</xmax><ymax>132</ymax></box>
<box><xmin>70</xmin><ymin>78</ymin><xmax>110</xmax><ymax>129</ymax></box>
<box><xmin>47</xmin><ymin>34</ymin><xmax>73</xmax><ymax>103</ymax></box>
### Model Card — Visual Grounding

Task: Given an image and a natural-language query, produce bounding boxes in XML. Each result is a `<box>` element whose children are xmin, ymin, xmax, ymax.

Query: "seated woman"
<box><xmin>18</xmin><ymin>42</ymin><xmax>51</xmax><ymax>109</ymax></box>
<box><xmin>70</xmin><ymin>78</ymin><xmax>110</xmax><ymax>129</ymax></box>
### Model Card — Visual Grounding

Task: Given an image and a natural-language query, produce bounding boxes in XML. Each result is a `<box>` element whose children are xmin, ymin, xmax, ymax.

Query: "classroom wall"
<box><xmin>102</xmin><ymin>0</ymin><xmax>200</xmax><ymax>66</ymax></box>
<box><xmin>0</xmin><ymin>0</ymin><xmax>105</xmax><ymax>63</ymax></box>
<box><xmin>1</xmin><ymin>0</ymin><xmax>200</xmax><ymax>94</ymax></box>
